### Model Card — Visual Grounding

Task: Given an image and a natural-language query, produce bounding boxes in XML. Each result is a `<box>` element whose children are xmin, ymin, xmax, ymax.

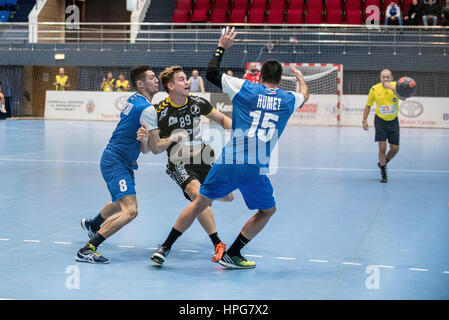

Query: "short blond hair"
<box><xmin>159</xmin><ymin>65</ymin><xmax>183</xmax><ymax>93</ymax></box>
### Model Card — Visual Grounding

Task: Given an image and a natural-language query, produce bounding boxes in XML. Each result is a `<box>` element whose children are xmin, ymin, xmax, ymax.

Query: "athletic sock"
<box><xmin>90</xmin><ymin>212</ymin><xmax>105</xmax><ymax>232</ymax></box>
<box><xmin>83</xmin><ymin>233</ymin><xmax>106</xmax><ymax>251</ymax></box>
<box><xmin>162</xmin><ymin>227</ymin><xmax>183</xmax><ymax>250</ymax></box>
<box><xmin>209</xmin><ymin>232</ymin><xmax>222</xmax><ymax>246</ymax></box>
<box><xmin>386</xmin><ymin>157</ymin><xmax>391</xmax><ymax>164</ymax></box>
<box><xmin>227</xmin><ymin>233</ymin><xmax>251</xmax><ymax>257</ymax></box>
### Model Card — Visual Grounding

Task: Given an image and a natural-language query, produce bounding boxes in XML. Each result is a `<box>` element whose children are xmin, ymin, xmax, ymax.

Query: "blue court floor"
<box><xmin>0</xmin><ymin>119</ymin><xmax>448</xmax><ymax>300</ymax></box>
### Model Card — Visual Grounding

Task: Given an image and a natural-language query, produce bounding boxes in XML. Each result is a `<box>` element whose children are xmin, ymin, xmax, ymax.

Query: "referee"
<box><xmin>362</xmin><ymin>69</ymin><xmax>407</xmax><ymax>183</ymax></box>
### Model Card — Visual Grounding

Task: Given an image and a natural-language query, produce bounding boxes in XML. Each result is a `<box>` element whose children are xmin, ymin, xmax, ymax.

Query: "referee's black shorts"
<box><xmin>374</xmin><ymin>115</ymin><xmax>400</xmax><ymax>145</ymax></box>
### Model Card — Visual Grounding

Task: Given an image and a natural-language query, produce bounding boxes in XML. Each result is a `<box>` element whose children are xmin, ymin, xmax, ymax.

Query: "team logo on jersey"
<box><xmin>115</xmin><ymin>95</ymin><xmax>130</xmax><ymax>111</ymax></box>
<box><xmin>168</xmin><ymin>116</ymin><xmax>178</xmax><ymax>126</ymax></box>
<box><xmin>86</xmin><ymin>99</ymin><xmax>95</xmax><ymax>113</ymax></box>
<box><xmin>191</xmin><ymin>104</ymin><xmax>201</xmax><ymax>115</ymax></box>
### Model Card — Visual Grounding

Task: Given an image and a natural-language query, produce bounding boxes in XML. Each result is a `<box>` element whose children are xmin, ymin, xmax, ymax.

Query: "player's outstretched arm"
<box><xmin>145</xmin><ymin>128</ymin><xmax>188</xmax><ymax>155</ymax></box>
<box><xmin>206</xmin><ymin>109</ymin><xmax>232</xmax><ymax>129</ymax></box>
<box><xmin>206</xmin><ymin>27</ymin><xmax>237</xmax><ymax>89</ymax></box>
<box><xmin>291</xmin><ymin>67</ymin><xmax>310</xmax><ymax>102</ymax></box>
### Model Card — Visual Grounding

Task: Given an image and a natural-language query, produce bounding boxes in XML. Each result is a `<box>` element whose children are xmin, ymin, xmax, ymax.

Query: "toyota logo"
<box><xmin>399</xmin><ymin>100</ymin><xmax>424</xmax><ymax>118</ymax></box>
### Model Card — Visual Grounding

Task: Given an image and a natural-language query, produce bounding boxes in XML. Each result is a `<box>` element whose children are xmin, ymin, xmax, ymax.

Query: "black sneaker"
<box><xmin>378</xmin><ymin>162</ymin><xmax>388</xmax><ymax>183</ymax></box>
<box><xmin>75</xmin><ymin>244</ymin><xmax>109</xmax><ymax>264</ymax></box>
<box><xmin>81</xmin><ymin>218</ymin><xmax>96</xmax><ymax>239</ymax></box>
<box><xmin>151</xmin><ymin>245</ymin><xmax>170</xmax><ymax>265</ymax></box>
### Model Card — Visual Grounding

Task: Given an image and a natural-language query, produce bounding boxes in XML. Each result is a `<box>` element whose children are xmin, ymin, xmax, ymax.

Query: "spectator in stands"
<box><xmin>226</xmin><ymin>69</ymin><xmax>234</xmax><ymax>77</ymax></box>
<box><xmin>422</xmin><ymin>0</ymin><xmax>439</xmax><ymax>26</ymax></box>
<box><xmin>384</xmin><ymin>1</ymin><xmax>403</xmax><ymax>26</ymax></box>
<box><xmin>441</xmin><ymin>0</ymin><xmax>449</xmax><ymax>26</ymax></box>
<box><xmin>115</xmin><ymin>73</ymin><xmax>130</xmax><ymax>92</ymax></box>
<box><xmin>404</xmin><ymin>0</ymin><xmax>422</xmax><ymax>25</ymax></box>
<box><xmin>243</xmin><ymin>62</ymin><xmax>260</xmax><ymax>83</ymax></box>
<box><xmin>101</xmin><ymin>71</ymin><xmax>116</xmax><ymax>92</ymax></box>
<box><xmin>188</xmin><ymin>69</ymin><xmax>205</xmax><ymax>93</ymax></box>
<box><xmin>0</xmin><ymin>83</ymin><xmax>5</xmax><ymax>114</ymax></box>
<box><xmin>54</xmin><ymin>68</ymin><xmax>70</xmax><ymax>91</ymax></box>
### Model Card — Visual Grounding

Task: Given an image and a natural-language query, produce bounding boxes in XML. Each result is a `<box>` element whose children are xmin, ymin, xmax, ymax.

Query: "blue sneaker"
<box><xmin>75</xmin><ymin>244</ymin><xmax>109</xmax><ymax>264</ymax></box>
<box><xmin>81</xmin><ymin>218</ymin><xmax>96</xmax><ymax>239</ymax></box>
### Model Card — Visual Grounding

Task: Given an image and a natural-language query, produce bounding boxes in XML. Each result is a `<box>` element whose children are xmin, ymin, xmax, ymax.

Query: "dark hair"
<box><xmin>130</xmin><ymin>65</ymin><xmax>151</xmax><ymax>89</ymax></box>
<box><xmin>260</xmin><ymin>60</ymin><xmax>283</xmax><ymax>85</ymax></box>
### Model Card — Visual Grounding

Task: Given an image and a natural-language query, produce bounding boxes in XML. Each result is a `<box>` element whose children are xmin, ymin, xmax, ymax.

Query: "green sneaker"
<box><xmin>218</xmin><ymin>252</ymin><xmax>256</xmax><ymax>269</ymax></box>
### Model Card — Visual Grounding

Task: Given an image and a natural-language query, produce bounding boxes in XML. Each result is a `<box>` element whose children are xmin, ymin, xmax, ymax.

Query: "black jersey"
<box><xmin>154</xmin><ymin>95</ymin><xmax>215</xmax><ymax>164</ymax></box>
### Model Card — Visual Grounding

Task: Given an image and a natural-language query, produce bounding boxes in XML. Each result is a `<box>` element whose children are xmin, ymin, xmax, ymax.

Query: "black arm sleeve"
<box><xmin>206</xmin><ymin>47</ymin><xmax>225</xmax><ymax>89</ymax></box>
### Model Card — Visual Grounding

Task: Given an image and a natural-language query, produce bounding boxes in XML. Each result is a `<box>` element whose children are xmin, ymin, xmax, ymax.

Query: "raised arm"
<box><xmin>206</xmin><ymin>109</ymin><xmax>232</xmax><ymax>130</ymax></box>
<box><xmin>290</xmin><ymin>67</ymin><xmax>309</xmax><ymax>102</ymax></box>
<box><xmin>206</xmin><ymin>27</ymin><xmax>237</xmax><ymax>89</ymax></box>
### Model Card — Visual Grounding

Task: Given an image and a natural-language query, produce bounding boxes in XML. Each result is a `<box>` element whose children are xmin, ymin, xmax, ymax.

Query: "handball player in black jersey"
<box><xmin>140</xmin><ymin>65</ymin><xmax>233</xmax><ymax>265</ymax></box>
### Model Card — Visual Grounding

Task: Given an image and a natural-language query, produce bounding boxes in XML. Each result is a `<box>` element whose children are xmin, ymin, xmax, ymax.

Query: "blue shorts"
<box><xmin>200</xmin><ymin>164</ymin><xmax>276</xmax><ymax>210</ymax></box>
<box><xmin>100</xmin><ymin>150</ymin><xmax>136</xmax><ymax>202</ymax></box>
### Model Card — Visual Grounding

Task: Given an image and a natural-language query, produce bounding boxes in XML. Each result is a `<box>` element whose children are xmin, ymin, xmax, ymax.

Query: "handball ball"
<box><xmin>396</xmin><ymin>77</ymin><xmax>417</xmax><ymax>98</ymax></box>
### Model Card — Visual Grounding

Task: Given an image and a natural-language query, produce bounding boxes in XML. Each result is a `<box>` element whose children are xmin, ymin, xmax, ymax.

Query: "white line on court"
<box><xmin>53</xmin><ymin>241</ymin><xmax>72</xmax><ymax>245</ymax></box>
<box><xmin>276</xmin><ymin>257</ymin><xmax>296</xmax><ymax>260</ymax></box>
<box><xmin>409</xmin><ymin>268</ymin><xmax>429</xmax><ymax>272</ymax></box>
<box><xmin>0</xmin><ymin>238</ymin><xmax>10</xmax><ymax>241</ymax></box>
<box><xmin>342</xmin><ymin>262</ymin><xmax>362</xmax><ymax>266</ymax></box>
<box><xmin>376</xmin><ymin>265</ymin><xmax>396</xmax><ymax>269</ymax></box>
<box><xmin>309</xmin><ymin>259</ymin><xmax>328</xmax><ymax>263</ymax></box>
<box><xmin>23</xmin><ymin>240</ymin><xmax>40</xmax><ymax>243</ymax></box>
<box><xmin>1</xmin><ymin>158</ymin><xmax>448</xmax><ymax>173</ymax></box>
<box><xmin>117</xmin><ymin>245</ymin><xmax>136</xmax><ymax>248</ymax></box>
<box><xmin>179</xmin><ymin>249</ymin><xmax>199</xmax><ymax>253</ymax></box>
<box><xmin>245</xmin><ymin>254</ymin><xmax>263</xmax><ymax>258</ymax></box>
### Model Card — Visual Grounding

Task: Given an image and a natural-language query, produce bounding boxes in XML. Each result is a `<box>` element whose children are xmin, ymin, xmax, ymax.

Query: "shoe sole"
<box><xmin>218</xmin><ymin>259</ymin><xmax>256</xmax><ymax>269</ymax></box>
<box><xmin>75</xmin><ymin>255</ymin><xmax>109</xmax><ymax>264</ymax></box>
<box><xmin>151</xmin><ymin>253</ymin><xmax>165</xmax><ymax>265</ymax></box>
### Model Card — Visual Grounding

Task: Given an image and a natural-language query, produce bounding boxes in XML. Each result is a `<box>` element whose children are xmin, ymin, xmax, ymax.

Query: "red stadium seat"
<box><xmin>364</xmin><ymin>0</ymin><xmax>380</xmax><ymax>10</ymax></box>
<box><xmin>306</xmin><ymin>0</ymin><xmax>323</xmax><ymax>12</ymax></box>
<box><xmin>176</xmin><ymin>0</ymin><xmax>193</xmax><ymax>11</ymax></box>
<box><xmin>345</xmin><ymin>0</ymin><xmax>361</xmax><ymax>11</ymax></box>
<box><xmin>326</xmin><ymin>0</ymin><xmax>341</xmax><ymax>11</ymax></box>
<box><xmin>248</xmin><ymin>8</ymin><xmax>266</xmax><ymax>22</ymax></box>
<box><xmin>268</xmin><ymin>0</ymin><xmax>286</xmax><ymax>11</ymax></box>
<box><xmin>326</xmin><ymin>9</ymin><xmax>342</xmax><ymax>24</ymax></box>
<box><xmin>288</xmin><ymin>0</ymin><xmax>304</xmax><ymax>10</ymax></box>
<box><xmin>345</xmin><ymin>9</ymin><xmax>362</xmax><ymax>24</ymax></box>
<box><xmin>210</xmin><ymin>8</ymin><xmax>228</xmax><ymax>22</ymax></box>
<box><xmin>305</xmin><ymin>8</ymin><xmax>323</xmax><ymax>24</ymax></box>
<box><xmin>285</xmin><ymin>9</ymin><xmax>303</xmax><ymax>23</ymax></box>
<box><xmin>229</xmin><ymin>8</ymin><xmax>247</xmax><ymax>22</ymax></box>
<box><xmin>194</xmin><ymin>0</ymin><xmax>211</xmax><ymax>10</ymax></box>
<box><xmin>213</xmin><ymin>0</ymin><xmax>230</xmax><ymax>10</ymax></box>
<box><xmin>266</xmin><ymin>8</ymin><xmax>285</xmax><ymax>23</ymax></box>
<box><xmin>250</xmin><ymin>0</ymin><xmax>267</xmax><ymax>10</ymax></box>
<box><xmin>190</xmin><ymin>9</ymin><xmax>209</xmax><ymax>21</ymax></box>
<box><xmin>232</xmin><ymin>0</ymin><xmax>249</xmax><ymax>11</ymax></box>
<box><xmin>171</xmin><ymin>9</ymin><xmax>190</xmax><ymax>22</ymax></box>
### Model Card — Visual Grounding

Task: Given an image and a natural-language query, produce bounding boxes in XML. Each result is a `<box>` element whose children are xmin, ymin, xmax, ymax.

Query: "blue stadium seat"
<box><xmin>0</xmin><ymin>0</ymin><xmax>5</xmax><ymax>10</ymax></box>
<box><xmin>0</xmin><ymin>10</ymin><xmax>10</xmax><ymax>22</ymax></box>
<box><xmin>5</xmin><ymin>0</ymin><xmax>17</xmax><ymax>11</ymax></box>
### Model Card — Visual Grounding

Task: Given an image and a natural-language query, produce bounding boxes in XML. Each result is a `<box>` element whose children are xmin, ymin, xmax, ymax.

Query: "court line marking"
<box><xmin>342</xmin><ymin>262</ymin><xmax>362</xmax><ymax>266</ymax></box>
<box><xmin>376</xmin><ymin>265</ymin><xmax>395</xmax><ymax>269</ymax></box>
<box><xmin>5</xmin><ymin>238</ymin><xmax>449</xmax><ymax>276</ymax></box>
<box><xmin>309</xmin><ymin>259</ymin><xmax>328</xmax><ymax>263</ymax></box>
<box><xmin>0</xmin><ymin>158</ymin><xmax>448</xmax><ymax>174</ymax></box>
<box><xmin>409</xmin><ymin>268</ymin><xmax>429</xmax><ymax>272</ymax></box>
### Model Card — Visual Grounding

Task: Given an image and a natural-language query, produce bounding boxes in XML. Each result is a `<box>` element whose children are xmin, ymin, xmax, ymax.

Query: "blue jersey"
<box><xmin>104</xmin><ymin>93</ymin><xmax>158</xmax><ymax>169</ymax></box>
<box><xmin>219</xmin><ymin>74</ymin><xmax>305</xmax><ymax>168</ymax></box>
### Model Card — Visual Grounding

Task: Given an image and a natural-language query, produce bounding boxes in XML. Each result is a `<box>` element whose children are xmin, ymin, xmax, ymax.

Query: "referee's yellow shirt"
<box><xmin>366</xmin><ymin>81</ymin><xmax>399</xmax><ymax>121</ymax></box>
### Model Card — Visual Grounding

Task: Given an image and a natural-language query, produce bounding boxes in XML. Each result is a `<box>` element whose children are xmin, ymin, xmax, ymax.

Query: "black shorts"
<box><xmin>166</xmin><ymin>161</ymin><xmax>212</xmax><ymax>201</ymax></box>
<box><xmin>374</xmin><ymin>115</ymin><xmax>400</xmax><ymax>145</ymax></box>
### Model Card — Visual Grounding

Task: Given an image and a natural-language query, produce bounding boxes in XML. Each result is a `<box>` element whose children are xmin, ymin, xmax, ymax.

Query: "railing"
<box><xmin>0</xmin><ymin>22</ymin><xmax>448</xmax><ymax>51</ymax></box>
